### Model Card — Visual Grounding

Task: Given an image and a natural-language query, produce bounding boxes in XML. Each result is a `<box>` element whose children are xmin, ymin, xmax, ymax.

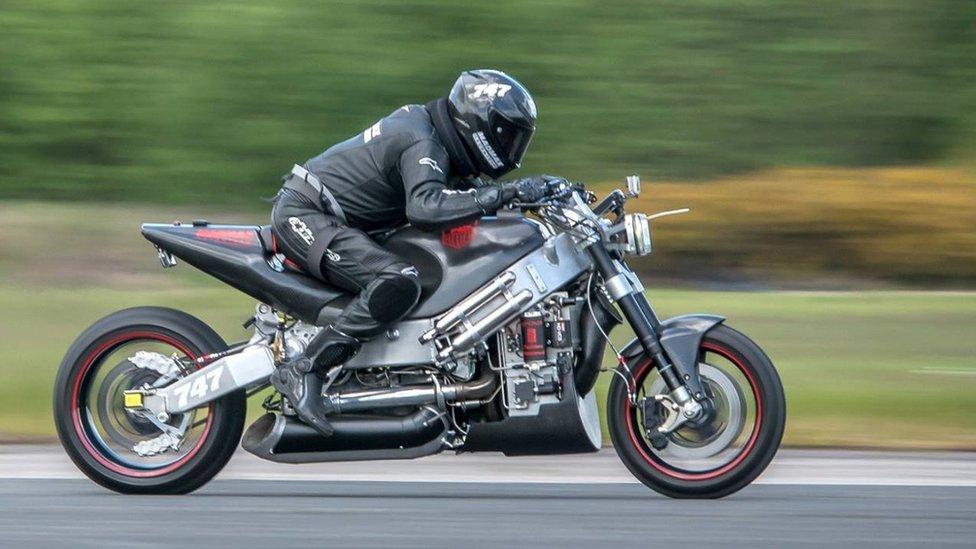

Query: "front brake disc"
<box><xmin>646</xmin><ymin>362</ymin><xmax>747</xmax><ymax>460</ymax></box>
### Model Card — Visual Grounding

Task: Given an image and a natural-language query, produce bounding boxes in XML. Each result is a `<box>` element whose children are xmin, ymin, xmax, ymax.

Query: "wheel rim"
<box><xmin>95</xmin><ymin>360</ymin><xmax>166</xmax><ymax>449</ymax></box>
<box><xmin>645</xmin><ymin>362</ymin><xmax>747</xmax><ymax>461</ymax></box>
<box><xmin>624</xmin><ymin>341</ymin><xmax>763</xmax><ymax>480</ymax></box>
<box><xmin>70</xmin><ymin>331</ymin><xmax>215</xmax><ymax>477</ymax></box>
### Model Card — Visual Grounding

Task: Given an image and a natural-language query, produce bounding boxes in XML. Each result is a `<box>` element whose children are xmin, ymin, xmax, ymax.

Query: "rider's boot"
<box><xmin>270</xmin><ymin>357</ymin><xmax>333</xmax><ymax>436</ymax></box>
<box><xmin>305</xmin><ymin>325</ymin><xmax>362</xmax><ymax>370</ymax></box>
<box><xmin>270</xmin><ymin>326</ymin><xmax>361</xmax><ymax>437</ymax></box>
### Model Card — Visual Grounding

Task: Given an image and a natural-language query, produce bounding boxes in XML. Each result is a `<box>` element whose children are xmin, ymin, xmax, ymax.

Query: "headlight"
<box><xmin>622</xmin><ymin>213</ymin><xmax>652</xmax><ymax>256</ymax></box>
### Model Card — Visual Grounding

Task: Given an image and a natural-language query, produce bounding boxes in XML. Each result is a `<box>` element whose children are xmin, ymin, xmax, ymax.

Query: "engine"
<box><xmin>495</xmin><ymin>293</ymin><xmax>580</xmax><ymax>417</ymax></box>
<box><xmin>248</xmin><ymin>280</ymin><xmax>583</xmax><ymax>424</ymax></box>
<box><xmin>243</xmin><ymin>291</ymin><xmax>597</xmax><ymax>461</ymax></box>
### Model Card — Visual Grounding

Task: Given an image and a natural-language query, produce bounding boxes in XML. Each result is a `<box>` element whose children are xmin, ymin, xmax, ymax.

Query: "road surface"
<box><xmin>0</xmin><ymin>447</ymin><xmax>973</xmax><ymax>548</ymax></box>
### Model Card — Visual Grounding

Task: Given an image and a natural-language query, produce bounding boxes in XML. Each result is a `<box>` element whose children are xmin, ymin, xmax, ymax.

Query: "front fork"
<box><xmin>588</xmin><ymin>245</ymin><xmax>706</xmax><ymax>432</ymax></box>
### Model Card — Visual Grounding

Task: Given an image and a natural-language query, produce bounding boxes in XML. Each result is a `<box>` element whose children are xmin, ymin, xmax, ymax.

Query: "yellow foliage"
<box><xmin>607</xmin><ymin>167</ymin><xmax>976</xmax><ymax>285</ymax></box>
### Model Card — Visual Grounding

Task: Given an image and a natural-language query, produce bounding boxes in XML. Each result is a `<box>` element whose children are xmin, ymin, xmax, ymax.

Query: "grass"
<box><xmin>2</xmin><ymin>286</ymin><xmax>974</xmax><ymax>448</ymax></box>
<box><xmin>0</xmin><ymin>287</ymin><xmax>255</xmax><ymax>438</ymax></box>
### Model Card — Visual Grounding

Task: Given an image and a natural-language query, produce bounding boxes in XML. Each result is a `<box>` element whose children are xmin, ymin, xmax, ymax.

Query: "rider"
<box><xmin>270</xmin><ymin>69</ymin><xmax>561</xmax><ymax>436</ymax></box>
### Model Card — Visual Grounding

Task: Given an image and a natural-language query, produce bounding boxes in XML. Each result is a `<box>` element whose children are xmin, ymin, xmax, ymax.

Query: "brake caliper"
<box><xmin>640</xmin><ymin>388</ymin><xmax>705</xmax><ymax>450</ymax></box>
<box><xmin>640</xmin><ymin>397</ymin><xmax>670</xmax><ymax>450</ymax></box>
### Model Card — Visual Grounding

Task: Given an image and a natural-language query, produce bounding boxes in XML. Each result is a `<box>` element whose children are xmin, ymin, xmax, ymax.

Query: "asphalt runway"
<box><xmin>0</xmin><ymin>479</ymin><xmax>973</xmax><ymax>548</ymax></box>
<box><xmin>1</xmin><ymin>447</ymin><xmax>974</xmax><ymax>547</ymax></box>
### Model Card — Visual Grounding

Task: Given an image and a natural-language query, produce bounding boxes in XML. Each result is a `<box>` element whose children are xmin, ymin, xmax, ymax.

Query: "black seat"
<box><xmin>142</xmin><ymin>223</ymin><xmax>350</xmax><ymax>325</ymax></box>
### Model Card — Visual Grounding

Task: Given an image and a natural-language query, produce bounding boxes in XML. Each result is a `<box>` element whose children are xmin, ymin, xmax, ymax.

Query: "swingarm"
<box><xmin>123</xmin><ymin>345</ymin><xmax>276</xmax><ymax>420</ymax></box>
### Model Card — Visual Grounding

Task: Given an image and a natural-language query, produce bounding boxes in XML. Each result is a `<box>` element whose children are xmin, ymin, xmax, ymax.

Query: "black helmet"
<box><xmin>447</xmin><ymin>69</ymin><xmax>537</xmax><ymax>179</ymax></box>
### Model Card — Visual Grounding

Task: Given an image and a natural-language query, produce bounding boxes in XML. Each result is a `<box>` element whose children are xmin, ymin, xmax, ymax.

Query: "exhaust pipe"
<box><xmin>419</xmin><ymin>271</ymin><xmax>533</xmax><ymax>364</ymax></box>
<box><xmin>420</xmin><ymin>271</ymin><xmax>516</xmax><ymax>343</ymax></box>
<box><xmin>325</xmin><ymin>367</ymin><xmax>498</xmax><ymax>414</ymax></box>
<box><xmin>242</xmin><ymin>407</ymin><xmax>447</xmax><ymax>463</ymax></box>
<box><xmin>243</xmin><ymin>364</ymin><xmax>499</xmax><ymax>463</ymax></box>
<box><xmin>438</xmin><ymin>289</ymin><xmax>532</xmax><ymax>360</ymax></box>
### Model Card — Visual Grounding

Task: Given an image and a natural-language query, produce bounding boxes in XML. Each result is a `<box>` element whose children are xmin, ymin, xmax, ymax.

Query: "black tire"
<box><xmin>607</xmin><ymin>324</ymin><xmax>785</xmax><ymax>498</ymax></box>
<box><xmin>53</xmin><ymin>307</ymin><xmax>246</xmax><ymax>494</ymax></box>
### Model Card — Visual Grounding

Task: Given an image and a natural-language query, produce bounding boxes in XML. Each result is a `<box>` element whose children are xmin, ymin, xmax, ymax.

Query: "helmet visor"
<box><xmin>490</xmin><ymin>112</ymin><xmax>535</xmax><ymax>168</ymax></box>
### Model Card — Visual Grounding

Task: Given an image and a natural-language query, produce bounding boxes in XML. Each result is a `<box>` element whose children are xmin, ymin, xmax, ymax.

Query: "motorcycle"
<box><xmin>53</xmin><ymin>176</ymin><xmax>785</xmax><ymax>498</ymax></box>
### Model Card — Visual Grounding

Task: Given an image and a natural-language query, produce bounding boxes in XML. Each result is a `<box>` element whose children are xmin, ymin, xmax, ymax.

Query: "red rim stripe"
<box><xmin>624</xmin><ymin>341</ymin><xmax>763</xmax><ymax>481</ymax></box>
<box><xmin>70</xmin><ymin>331</ymin><xmax>215</xmax><ymax>478</ymax></box>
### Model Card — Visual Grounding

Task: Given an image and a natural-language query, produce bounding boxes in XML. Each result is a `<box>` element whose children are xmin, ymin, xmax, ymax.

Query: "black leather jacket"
<box><xmin>298</xmin><ymin>100</ymin><xmax>507</xmax><ymax>232</ymax></box>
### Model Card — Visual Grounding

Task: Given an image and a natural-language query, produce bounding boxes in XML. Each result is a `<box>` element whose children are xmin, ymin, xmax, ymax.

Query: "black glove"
<box><xmin>501</xmin><ymin>175</ymin><xmax>570</xmax><ymax>204</ymax></box>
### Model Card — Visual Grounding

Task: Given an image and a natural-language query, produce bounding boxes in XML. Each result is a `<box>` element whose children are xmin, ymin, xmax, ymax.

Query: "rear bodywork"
<box><xmin>142</xmin><ymin>223</ymin><xmax>348</xmax><ymax>324</ymax></box>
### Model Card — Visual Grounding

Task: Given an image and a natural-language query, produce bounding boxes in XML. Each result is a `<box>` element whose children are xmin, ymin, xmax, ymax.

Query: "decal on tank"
<box><xmin>441</xmin><ymin>222</ymin><xmax>478</xmax><ymax>250</ymax></box>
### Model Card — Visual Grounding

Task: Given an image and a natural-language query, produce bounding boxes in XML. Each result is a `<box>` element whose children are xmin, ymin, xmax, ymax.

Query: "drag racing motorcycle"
<box><xmin>54</xmin><ymin>176</ymin><xmax>785</xmax><ymax>498</ymax></box>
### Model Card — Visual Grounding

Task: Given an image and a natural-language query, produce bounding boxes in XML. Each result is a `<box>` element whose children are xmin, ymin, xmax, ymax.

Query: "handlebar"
<box><xmin>509</xmin><ymin>180</ymin><xmax>592</xmax><ymax>211</ymax></box>
<box><xmin>592</xmin><ymin>189</ymin><xmax>625</xmax><ymax>216</ymax></box>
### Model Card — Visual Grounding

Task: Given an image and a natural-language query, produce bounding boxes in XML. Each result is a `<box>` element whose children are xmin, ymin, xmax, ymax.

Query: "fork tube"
<box><xmin>620</xmin><ymin>258</ymin><xmax>661</xmax><ymax>332</ymax></box>
<box><xmin>588</xmin><ymin>245</ymin><xmax>682</xmax><ymax>391</ymax></box>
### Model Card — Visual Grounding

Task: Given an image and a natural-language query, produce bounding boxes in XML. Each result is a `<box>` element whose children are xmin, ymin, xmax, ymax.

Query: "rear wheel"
<box><xmin>607</xmin><ymin>324</ymin><xmax>785</xmax><ymax>498</ymax></box>
<box><xmin>53</xmin><ymin>307</ymin><xmax>246</xmax><ymax>494</ymax></box>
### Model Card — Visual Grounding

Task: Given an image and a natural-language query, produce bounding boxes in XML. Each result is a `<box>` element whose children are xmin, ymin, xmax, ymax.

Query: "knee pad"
<box><xmin>365</xmin><ymin>268</ymin><xmax>422</xmax><ymax>323</ymax></box>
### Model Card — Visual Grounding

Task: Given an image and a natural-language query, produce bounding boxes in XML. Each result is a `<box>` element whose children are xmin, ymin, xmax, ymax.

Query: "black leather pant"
<box><xmin>271</xmin><ymin>188</ymin><xmax>421</xmax><ymax>341</ymax></box>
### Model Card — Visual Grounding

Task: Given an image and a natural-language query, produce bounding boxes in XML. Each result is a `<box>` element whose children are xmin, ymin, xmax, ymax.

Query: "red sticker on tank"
<box><xmin>441</xmin><ymin>222</ymin><xmax>477</xmax><ymax>249</ymax></box>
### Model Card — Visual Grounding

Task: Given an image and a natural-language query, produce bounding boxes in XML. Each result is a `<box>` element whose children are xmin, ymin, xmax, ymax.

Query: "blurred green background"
<box><xmin>1</xmin><ymin>1</ymin><xmax>974</xmax><ymax>446</ymax></box>
<box><xmin>3</xmin><ymin>1</ymin><xmax>975</xmax><ymax>201</ymax></box>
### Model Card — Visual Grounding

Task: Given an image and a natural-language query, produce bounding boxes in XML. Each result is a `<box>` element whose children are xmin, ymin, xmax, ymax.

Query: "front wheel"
<box><xmin>53</xmin><ymin>307</ymin><xmax>246</xmax><ymax>494</ymax></box>
<box><xmin>607</xmin><ymin>324</ymin><xmax>785</xmax><ymax>498</ymax></box>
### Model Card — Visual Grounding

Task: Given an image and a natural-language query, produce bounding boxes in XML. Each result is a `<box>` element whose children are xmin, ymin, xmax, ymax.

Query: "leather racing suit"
<box><xmin>271</xmin><ymin>99</ymin><xmax>512</xmax><ymax>356</ymax></box>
